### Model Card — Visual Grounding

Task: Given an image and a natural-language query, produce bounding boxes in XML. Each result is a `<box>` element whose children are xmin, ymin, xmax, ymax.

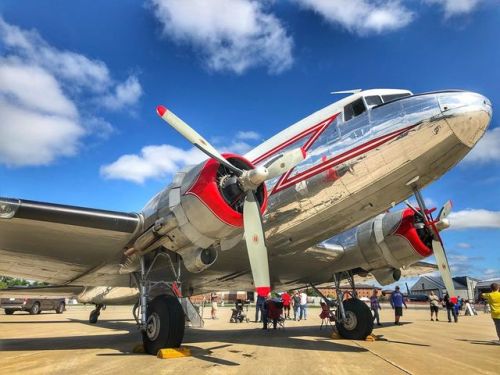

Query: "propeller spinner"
<box><xmin>409</xmin><ymin>197</ymin><xmax>456</xmax><ymax>297</ymax></box>
<box><xmin>156</xmin><ymin>105</ymin><xmax>306</xmax><ymax>296</ymax></box>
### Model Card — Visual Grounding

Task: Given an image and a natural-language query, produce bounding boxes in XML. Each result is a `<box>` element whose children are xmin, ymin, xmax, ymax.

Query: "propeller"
<box><xmin>156</xmin><ymin>105</ymin><xmax>306</xmax><ymax>296</ymax></box>
<box><xmin>412</xmin><ymin>197</ymin><xmax>456</xmax><ymax>297</ymax></box>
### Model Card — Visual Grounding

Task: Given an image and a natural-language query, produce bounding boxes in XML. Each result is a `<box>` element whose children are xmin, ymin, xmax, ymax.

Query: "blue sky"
<box><xmin>0</xmin><ymin>0</ymin><xmax>499</xmax><ymax>283</ymax></box>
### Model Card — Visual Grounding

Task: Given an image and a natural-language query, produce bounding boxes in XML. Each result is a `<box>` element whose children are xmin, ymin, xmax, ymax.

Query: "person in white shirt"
<box><xmin>299</xmin><ymin>290</ymin><xmax>308</xmax><ymax>320</ymax></box>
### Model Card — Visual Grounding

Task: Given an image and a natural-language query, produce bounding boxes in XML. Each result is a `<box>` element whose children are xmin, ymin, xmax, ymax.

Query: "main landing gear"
<box><xmin>133</xmin><ymin>251</ymin><xmax>185</xmax><ymax>355</ymax></box>
<box><xmin>312</xmin><ymin>271</ymin><xmax>373</xmax><ymax>340</ymax></box>
<box><xmin>333</xmin><ymin>272</ymin><xmax>373</xmax><ymax>339</ymax></box>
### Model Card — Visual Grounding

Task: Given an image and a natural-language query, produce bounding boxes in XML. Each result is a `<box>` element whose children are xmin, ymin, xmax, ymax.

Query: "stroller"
<box><xmin>230</xmin><ymin>299</ymin><xmax>250</xmax><ymax>323</ymax></box>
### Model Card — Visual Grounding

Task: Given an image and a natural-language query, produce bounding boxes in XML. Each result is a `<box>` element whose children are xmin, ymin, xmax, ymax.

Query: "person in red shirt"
<box><xmin>281</xmin><ymin>292</ymin><xmax>291</xmax><ymax>319</ymax></box>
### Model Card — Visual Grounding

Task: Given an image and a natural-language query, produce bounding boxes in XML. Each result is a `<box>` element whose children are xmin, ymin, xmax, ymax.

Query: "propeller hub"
<box><xmin>239</xmin><ymin>166</ymin><xmax>269</xmax><ymax>192</ymax></box>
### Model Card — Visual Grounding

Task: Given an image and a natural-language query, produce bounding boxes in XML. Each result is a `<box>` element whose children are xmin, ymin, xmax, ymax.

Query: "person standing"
<box><xmin>390</xmin><ymin>286</ymin><xmax>407</xmax><ymax>325</ymax></box>
<box><xmin>255</xmin><ymin>294</ymin><xmax>266</xmax><ymax>323</ymax></box>
<box><xmin>481</xmin><ymin>283</ymin><xmax>500</xmax><ymax>344</ymax></box>
<box><xmin>281</xmin><ymin>291</ymin><xmax>291</xmax><ymax>319</ymax></box>
<box><xmin>429</xmin><ymin>291</ymin><xmax>440</xmax><ymax>321</ymax></box>
<box><xmin>444</xmin><ymin>293</ymin><xmax>457</xmax><ymax>323</ymax></box>
<box><xmin>210</xmin><ymin>292</ymin><xmax>218</xmax><ymax>320</ymax></box>
<box><xmin>292</xmin><ymin>291</ymin><xmax>300</xmax><ymax>320</ymax></box>
<box><xmin>370</xmin><ymin>289</ymin><xmax>382</xmax><ymax>326</ymax></box>
<box><xmin>299</xmin><ymin>290</ymin><xmax>308</xmax><ymax>321</ymax></box>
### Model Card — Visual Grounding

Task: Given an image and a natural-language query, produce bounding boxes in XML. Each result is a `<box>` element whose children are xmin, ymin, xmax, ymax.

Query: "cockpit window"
<box><xmin>381</xmin><ymin>93</ymin><xmax>411</xmax><ymax>103</ymax></box>
<box><xmin>365</xmin><ymin>95</ymin><xmax>383</xmax><ymax>106</ymax></box>
<box><xmin>344</xmin><ymin>98</ymin><xmax>366</xmax><ymax>122</ymax></box>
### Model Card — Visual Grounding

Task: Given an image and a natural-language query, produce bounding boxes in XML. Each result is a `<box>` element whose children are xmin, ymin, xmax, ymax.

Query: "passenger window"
<box><xmin>365</xmin><ymin>95</ymin><xmax>382</xmax><ymax>106</ymax></box>
<box><xmin>343</xmin><ymin>98</ymin><xmax>366</xmax><ymax>122</ymax></box>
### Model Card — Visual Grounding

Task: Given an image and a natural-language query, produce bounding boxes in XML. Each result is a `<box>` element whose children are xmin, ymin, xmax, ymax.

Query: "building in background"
<box><xmin>410</xmin><ymin>275</ymin><xmax>478</xmax><ymax>300</ymax></box>
<box><xmin>318</xmin><ymin>284</ymin><xmax>382</xmax><ymax>299</ymax></box>
<box><xmin>475</xmin><ymin>278</ymin><xmax>500</xmax><ymax>301</ymax></box>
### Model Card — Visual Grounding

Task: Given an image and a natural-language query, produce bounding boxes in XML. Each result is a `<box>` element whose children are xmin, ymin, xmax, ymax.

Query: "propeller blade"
<box><xmin>432</xmin><ymin>239</ymin><xmax>456</xmax><ymax>297</ymax></box>
<box><xmin>264</xmin><ymin>148</ymin><xmax>307</xmax><ymax>180</ymax></box>
<box><xmin>156</xmin><ymin>105</ymin><xmax>242</xmax><ymax>175</ymax></box>
<box><xmin>243</xmin><ymin>191</ymin><xmax>270</xmax><ymax>297</ymax></box>
<box><xmin>438</xmin><ymin>200</ymin><xmax>453</xmax><ymax>221</ymax></box>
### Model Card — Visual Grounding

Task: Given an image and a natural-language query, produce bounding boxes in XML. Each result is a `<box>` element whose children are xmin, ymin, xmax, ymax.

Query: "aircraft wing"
<box><xmin>0</xmin><ymin>197</ymin><xmax>142</xmax><ymax>284</ymax></box>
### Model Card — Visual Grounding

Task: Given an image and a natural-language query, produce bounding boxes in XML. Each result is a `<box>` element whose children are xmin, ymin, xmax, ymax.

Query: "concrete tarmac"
<box><xmin>0</xmin><ymin>305</ymin><xmax>499</xmax><ymax>375</ymax></box>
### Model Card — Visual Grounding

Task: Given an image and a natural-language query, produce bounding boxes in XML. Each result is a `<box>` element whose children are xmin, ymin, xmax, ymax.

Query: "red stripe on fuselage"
<box><xmin>270</xmin><ymin>124</ymin><xmax>414</xmax><ymax>194</ymax></box>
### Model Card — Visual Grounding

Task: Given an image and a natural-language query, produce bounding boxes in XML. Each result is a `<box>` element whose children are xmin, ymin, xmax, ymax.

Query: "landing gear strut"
<box><xmin>89</xmin><ymin>304</ymin><xmax>104</xmax><ymax>324</ymax></box>
<box><xmin>333</xmin><ymin>271</ymin><xmax>373</xmax><ymax>339</ymax></box>
<box><xmin>133</xmin><ymin>251</ymin><xmax>185</xmax><ymax>355</ymax></box>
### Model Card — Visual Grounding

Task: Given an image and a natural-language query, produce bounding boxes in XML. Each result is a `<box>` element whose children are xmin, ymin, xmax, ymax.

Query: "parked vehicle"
<box><xmin>407</xmin><ymin>294</ymin><xmax>429</xmax><ymax>302</ymax></box>
<box><xmin>0</xmin><ymin>297</ymin><xmax>65</xmax><ymax>315</ymax></box>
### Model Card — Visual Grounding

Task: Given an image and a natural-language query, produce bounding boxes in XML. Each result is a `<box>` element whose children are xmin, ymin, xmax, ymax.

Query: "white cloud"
<box><xmin>294</xmin><ymin>0</ymin><xmax>413</xmax><ymax>35</ymax></box>
<box><xmin>449</xmin><ymin>209</ymin><xmax>500</xmax><ymax>229</ymax></box>
<box><xmin>101</xmin><ymin>139</ymin><xmax>257</xmax><ymax>183</ymax></box>
<box><xmin>0</xmin><ymin>17</ymin><xmax>142</xmax><ymax>167</ymax></box>
<box><xmin>0</xmin><ymin>61</ymin><xmax>77</xmax><ymax>117</ymax></box>
<box><xmin>0</xmin><ymin>61</ymin><xmax>84</xmax><ymax>166</ymax></box>
<box><xmin>0</xmin><ymin>17</ymin><xmax>141</xmax><ymax>109</ymax></box>
<box><xmin>424</xmin><ymin>0</ymin><xmax>482</xmax><ymax>18</ymax></box>
<box><xmin>482</xmin><ymin>268</ymin><xmax>499</xmax><ymax>278</ymax></box>
<box><xmin>101</xmin><ymin>145</ymin><xmax>207</xmax><ymax>184</ymax></box>
<box><xmin>456</xmin><ymin>242</ymin><xmax>472</xmax><ymax>249</ymax></box>
<box><xmin>236</xmin><ymin>131</ymin><xmax>261</xmax><ymax>141</ymax></box>
<box><xmin>102</xmin><ymin>76</ymin><xmax>143</xmax><ymax>110</ymax></box>
<box><xmin>150</xmin><ymin>0</ymin><xmax>293</xmax><ymax>74</ymax></box>
<box><xmin>462</xmin><ymin>127</ymin><xmax>500</xmax><ymax>164</ymax></box>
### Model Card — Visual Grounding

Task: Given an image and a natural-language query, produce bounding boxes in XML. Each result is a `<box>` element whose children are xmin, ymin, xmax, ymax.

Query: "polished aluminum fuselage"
<box><xmin>174</xmin><ymin>90</ymin><xmax>491</xmax><ymax>293</ymax></box>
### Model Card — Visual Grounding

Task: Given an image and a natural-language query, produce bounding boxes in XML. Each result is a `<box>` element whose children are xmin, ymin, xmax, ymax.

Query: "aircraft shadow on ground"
<box><xmin>0</xmin><ymin>320</ymin><xmax>367</xmax><ymax>356</ymax></box>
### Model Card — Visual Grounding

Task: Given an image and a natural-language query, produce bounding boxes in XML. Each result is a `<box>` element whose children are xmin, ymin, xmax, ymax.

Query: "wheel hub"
<box><xmin>342</xmin><ymin>310</ymin><xmax>358</xmax><ymax>331</ymax></box>
<box><xmin>146</xmin><ymin>312</ymin><xmax>160</xmax><ymax>341</ymax></box>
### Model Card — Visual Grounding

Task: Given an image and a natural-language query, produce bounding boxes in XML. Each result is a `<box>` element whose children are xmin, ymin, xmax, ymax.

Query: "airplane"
<box><xmin>0</xmin><ymin>88</ymin><xmax>492</xmax><ymax>354</ymax></box>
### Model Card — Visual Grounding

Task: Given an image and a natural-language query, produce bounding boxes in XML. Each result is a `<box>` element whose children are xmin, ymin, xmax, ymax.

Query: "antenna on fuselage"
<box><xmin>330</xmin><ymin>89</ymin><xmax>362</xmax><ymax>95</ymax></box>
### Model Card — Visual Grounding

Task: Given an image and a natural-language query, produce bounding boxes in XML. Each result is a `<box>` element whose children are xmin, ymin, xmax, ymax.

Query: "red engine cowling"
<box><xmin>140</xmin><ymin>153</ymin><xmax>267</xmax><ymax>272</ymax></box>
<box><xmin>330</xmin><ymin>208</ymin><xmax>434</xmax><ymax>285</ymax></box>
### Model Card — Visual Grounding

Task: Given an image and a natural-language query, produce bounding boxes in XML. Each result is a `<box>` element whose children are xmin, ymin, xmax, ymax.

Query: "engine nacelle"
<box><xmin>139</xmin><ymin>153</ymin><xmax>266</xmax><ymax>271</ymax></box>
<box><xmin>330</xmin><ymin>208</ymin><xmax>433</xmax><ymax>285</ymax></box>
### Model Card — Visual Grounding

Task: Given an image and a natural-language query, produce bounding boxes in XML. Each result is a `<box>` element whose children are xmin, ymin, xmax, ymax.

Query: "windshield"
<box><xmin>344</xmin><ymin>98</ymin><xmax>366</xmax><ymax>121</ymax></box>
<box><xmin>365</xmin><ymin>95</ymin><xmax>382</xmax><ymax>106</ymax></box>
<box><xmin>382</xmin><ymin>93</ymin><xmax>411</xmax><ymax>103</ymax></box>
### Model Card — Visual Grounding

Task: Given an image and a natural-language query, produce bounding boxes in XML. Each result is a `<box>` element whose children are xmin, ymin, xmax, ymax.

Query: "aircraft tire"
<box><xmin>335</xmin><ymin>298</ymin><xmax>373</xmax><ymax>340</ymax></box>
<box><xmin>89</xmin><ymin>309</ymin><xmax>100</xmax><ymax>324</ymax></box>
<box><xmin>142</xmin><ymin>295</ymin><xmax>185</xmax><ymax>355</ymax></box>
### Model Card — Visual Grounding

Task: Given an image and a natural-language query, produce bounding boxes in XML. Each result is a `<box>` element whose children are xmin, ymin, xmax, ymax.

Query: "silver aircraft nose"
<box><xmin>437</xmin><ymin>91</ymin><xmax>492</xmax><ymax>148</ymax></box>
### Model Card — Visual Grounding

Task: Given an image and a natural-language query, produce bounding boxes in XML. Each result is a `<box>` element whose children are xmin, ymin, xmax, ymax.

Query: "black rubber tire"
<box><xmin>335</xmin><ymin>298</ymin><xmax>373</xmax><ymax>340</ymax></box>
<box><xmin>89</xmin><ymin>309</ymin><xmax>100</xmax><ymax>324</ymax></box>
<box><xmin>29</xmin><ymin>302</ymin><xmax>40</xmax><ymax>315</ymax></box>
<box><xmin>55</xmin><ymin>302</ymin><xmax>65</xmax><ymax>314</ymax></box>
<box><xmin>142</xmin><ymin>296</ymin><xmax>185</xmax><ymax>355</ymax></box>
<box><xmin>5</xmin><ymin>309</ymin><xmax>15</xmax><ymax>315</ymax></box>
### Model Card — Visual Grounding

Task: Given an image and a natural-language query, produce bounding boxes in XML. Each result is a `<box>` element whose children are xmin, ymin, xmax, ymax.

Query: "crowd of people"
<box><xmin>207</xmin><ymin>282</ymin><xmax>500</xmax><ymax>343</ymax></box>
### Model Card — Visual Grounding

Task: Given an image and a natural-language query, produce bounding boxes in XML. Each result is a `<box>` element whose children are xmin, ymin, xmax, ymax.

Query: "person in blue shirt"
<box><xmin>390</xmin><ymin>286</ymin><xmax>407</xmax><ymax>325</ymax></box>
